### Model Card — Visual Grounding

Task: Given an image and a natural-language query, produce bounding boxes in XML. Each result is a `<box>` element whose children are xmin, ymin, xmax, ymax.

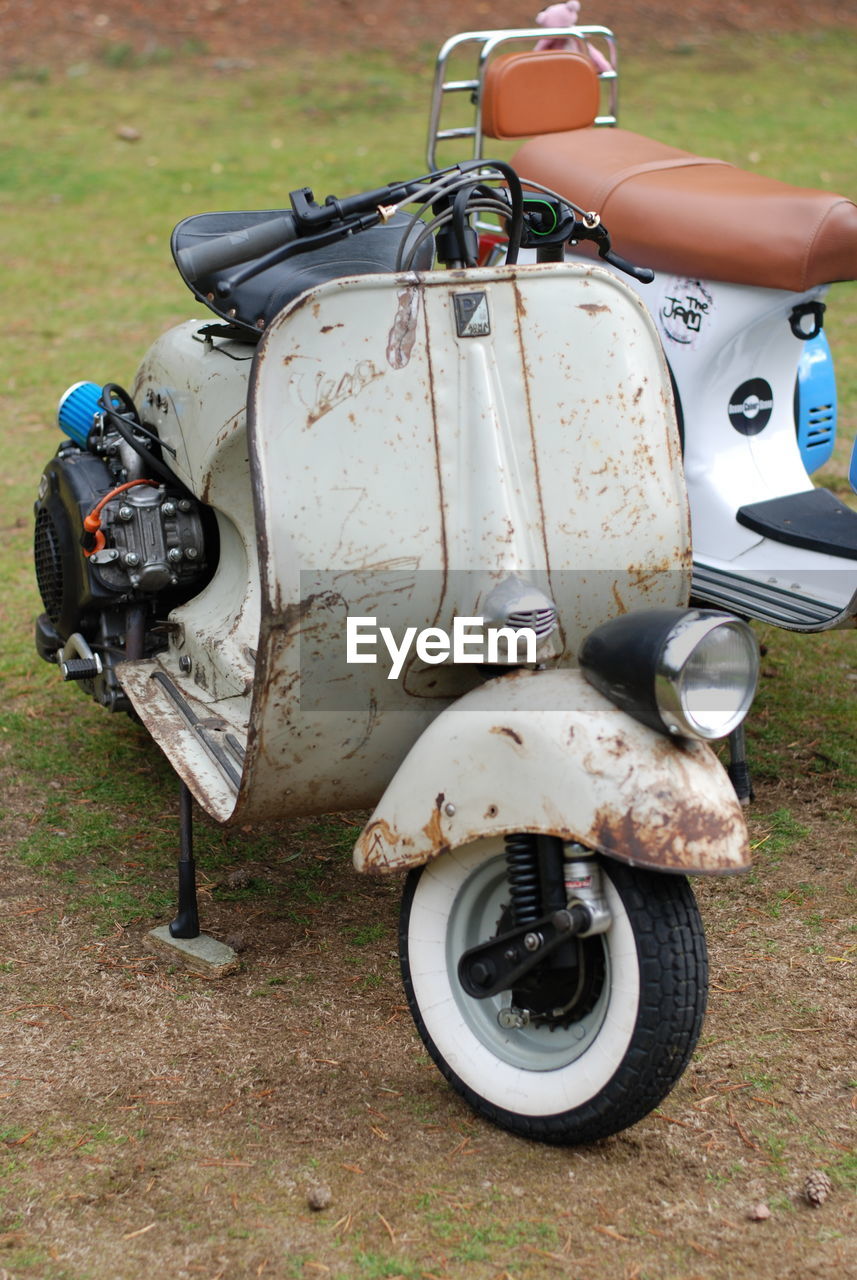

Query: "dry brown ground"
<box><xmin>2</xmin><ymin>0</ymin><xmax>856</xmax><ymax>73</ymax></box>
<box><xmin>1</xmin><ymin>729</ymin><xmax>855</xmax><ymax>1279</ymax></box>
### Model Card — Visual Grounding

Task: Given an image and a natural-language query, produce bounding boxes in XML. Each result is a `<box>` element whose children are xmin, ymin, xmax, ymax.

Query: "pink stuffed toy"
<box><xmin>534</xmin><ymin>2</ymin><xmax>611</xmax><ymax>73</ymax></box>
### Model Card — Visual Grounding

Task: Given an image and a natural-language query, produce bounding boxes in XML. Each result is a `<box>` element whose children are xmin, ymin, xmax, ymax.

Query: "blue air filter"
<box><xmin>57</xmin><ymin>381</ymin><xmax>104</xmax><ymax>448</ymax></box>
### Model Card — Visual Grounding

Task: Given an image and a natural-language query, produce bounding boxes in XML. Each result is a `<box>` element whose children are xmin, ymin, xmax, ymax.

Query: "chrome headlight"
<box><xmin>579</xmin><ymin>609</ymin><xmax>759</xmax><ymax>741</ymax></box>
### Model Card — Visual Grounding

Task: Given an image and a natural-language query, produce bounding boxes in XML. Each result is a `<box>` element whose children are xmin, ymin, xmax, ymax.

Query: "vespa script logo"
<box><xmin>296</xmin><ymin>359</ymin><xmax>383</xmax><ymax>425</ymax></box>
<box><xmin>661</xmin><ymin>278</ymin><xmax>714</xmax><ymax>348</ymax></box>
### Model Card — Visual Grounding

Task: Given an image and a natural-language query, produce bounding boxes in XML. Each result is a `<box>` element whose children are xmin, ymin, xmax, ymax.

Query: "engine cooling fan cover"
<box><xmin>34</xmin><ymin>503</ymin><xmax>67</xmax><ymax>626</ymax></box>
<box><xmin>33</xmin><ymin>449</ymin><xmax>118</xmax><ymax>639</ymax></box>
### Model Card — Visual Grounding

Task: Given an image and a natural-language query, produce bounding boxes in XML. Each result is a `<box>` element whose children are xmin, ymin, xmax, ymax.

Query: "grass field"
<box><xmin>1</xmin><ymin>29</ymin><xmax>855</xmax><ymax>1280</ymax></box>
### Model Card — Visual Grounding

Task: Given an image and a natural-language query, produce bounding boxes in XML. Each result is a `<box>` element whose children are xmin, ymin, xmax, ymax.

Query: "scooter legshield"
<box><xmin>120</xmin><ymin>264</ymin><xmax>691</xmax><ymax>825</ymax></box>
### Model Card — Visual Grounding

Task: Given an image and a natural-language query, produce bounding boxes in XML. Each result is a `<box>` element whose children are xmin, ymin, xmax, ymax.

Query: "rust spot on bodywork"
<box><xmin>491</xmin><ymin>725</ymin><xmax>524</xmax><ymax>747</ymax></box>
<box><xmin>359</xmin><ymin>818</ymin><xmax>404</xmax><ymax>870</ymax></box>
<box><xmin>578</xmin><ymin>303</ymin><xmax>610</xmax><ymax>316</ymax></box>
<box><xmin>590</xmin><ymin>796</ymin><xmax>748</xmax><ymax>873</ymax></box>
<box><xmin>511</xmin><ymin>276</ymin><xmax>552</xmax><ymax>580</ymax></box>
<box><xmin>612</xmin><ymin>582</ymin><xmax>627</xmax><ymax>614</ymax></box>
<box><xmin>214</xmin><ymin>408</ymin><xmax>245</xmax><ymax>448</ymax></box>
<box><xmin>387</xmin><ymin>287</ymin><xmax>420</xmax><ymax>369</ymax></box>
<box><xmin>281</xmin><ymin>597</ymin><xmax>315</xmax><ymax>634</ymax></box>
<box><xmin>422</xmin><ymin>793</ymin><xmax>446</xmax><ymax>850</ymax></box>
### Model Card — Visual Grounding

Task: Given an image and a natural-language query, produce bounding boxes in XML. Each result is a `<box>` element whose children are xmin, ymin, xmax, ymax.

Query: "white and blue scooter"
<box><xmin>428</xmin><ymin>23</ymin><xmax>857</xmax><ymax>632</ymax></box>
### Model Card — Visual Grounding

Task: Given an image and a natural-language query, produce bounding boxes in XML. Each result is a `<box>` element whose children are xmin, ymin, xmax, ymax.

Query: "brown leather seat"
<box><xmin>511</xmin><ymin>127</ymin><xmax>857</xmax><ymax>291</ymax></box>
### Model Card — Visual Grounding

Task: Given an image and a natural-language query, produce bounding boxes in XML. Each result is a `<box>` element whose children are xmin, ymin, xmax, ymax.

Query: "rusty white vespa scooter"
<box><xmin>33</xmin><ymin>163</ymin><xmax>758</xmax><ymax>1144</ymax></box>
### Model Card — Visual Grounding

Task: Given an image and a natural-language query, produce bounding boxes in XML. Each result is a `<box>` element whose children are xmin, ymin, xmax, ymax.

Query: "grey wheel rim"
<box><xmin>445</xmin><ymin>851</ymin><xmax>611</xmax><ymax>1072</ymax></box>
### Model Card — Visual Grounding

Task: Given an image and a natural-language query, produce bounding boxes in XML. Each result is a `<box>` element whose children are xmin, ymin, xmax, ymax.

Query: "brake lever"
<box><xmin>575</xmin><ymin>215</ymin><xmax>655</xmax><ymax>284</ymax></box>
<box><xmin>598</xmin><ymin>246</ymin><xmax>655</xmax><ymax>285</ymax></box>
<box><xmin>519</xmin><ymin>200</ymin><xmax>654</xmax><ymax>283</ymax></box>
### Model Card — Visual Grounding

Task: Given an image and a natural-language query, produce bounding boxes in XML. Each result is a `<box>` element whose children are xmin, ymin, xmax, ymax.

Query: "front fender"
<box><xmin>353</xmin><ymin>668</ymin><xmax>749</xmax><ymax>876</ymax></box>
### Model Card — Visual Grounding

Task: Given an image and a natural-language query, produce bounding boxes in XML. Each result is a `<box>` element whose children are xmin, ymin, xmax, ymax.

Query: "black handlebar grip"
<box><xmin>176</xmin><ymin>213</ymin><xmax>298</xmax><ymax>282</ymax></box>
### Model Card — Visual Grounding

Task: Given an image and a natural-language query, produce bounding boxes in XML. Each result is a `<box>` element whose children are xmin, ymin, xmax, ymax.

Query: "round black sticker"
<box><xmin>728</xmin><ymin>378</ymin><xmax>774</xmax><ymax>435</ymax></box>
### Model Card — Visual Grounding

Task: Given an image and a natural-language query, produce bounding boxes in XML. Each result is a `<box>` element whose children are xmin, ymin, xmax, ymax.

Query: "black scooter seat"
<box><xmin>172</xmin><ymin>210</ymin><xmax>434</xmax><ymax>336</ymax></box>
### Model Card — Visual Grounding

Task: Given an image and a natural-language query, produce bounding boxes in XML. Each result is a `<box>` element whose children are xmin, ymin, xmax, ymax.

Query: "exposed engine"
<box><xmin>33</xmin><ymin>381</ymin><xmax>212</xmax><ymax>711</ymax></box>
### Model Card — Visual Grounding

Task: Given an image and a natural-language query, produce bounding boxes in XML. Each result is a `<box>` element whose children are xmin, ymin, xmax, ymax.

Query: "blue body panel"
<box><xmin>795</xmin><ymin>332</ymin><xmax>837</xmax><ymax>474</ymax></box>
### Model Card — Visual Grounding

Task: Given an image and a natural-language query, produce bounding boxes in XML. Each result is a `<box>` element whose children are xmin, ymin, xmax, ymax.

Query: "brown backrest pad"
<box><xmin>482</xmin><ymin>50</ymin><xmax>600</xmax><ymax>140</ymax></box>
<box><xmin>512</xmin><ymin>128</ymin><xmax>857</xmax><ymax>291</ymax></box>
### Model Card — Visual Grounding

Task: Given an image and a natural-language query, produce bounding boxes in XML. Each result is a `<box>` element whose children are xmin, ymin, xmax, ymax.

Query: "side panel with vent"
<box><xmin>795</xmin><ymin>331</ymin><xmax>837</xmax><ymax>474</ymax></box>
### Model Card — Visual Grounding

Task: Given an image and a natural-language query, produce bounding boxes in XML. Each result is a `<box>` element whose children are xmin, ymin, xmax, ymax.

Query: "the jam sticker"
<box><xmin>660</xmin><ymin>278</ymin><xmax>714</xmax><ymax>347</ymax></box>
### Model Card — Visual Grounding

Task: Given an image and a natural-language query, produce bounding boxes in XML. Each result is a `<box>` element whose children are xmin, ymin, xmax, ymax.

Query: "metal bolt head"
<box><xmin>124</xmin><ymin>552</ymin><xmax>140</xmax><ymax>567</ymax></box>
<box><xmin>444</xmin><ymin>802</ymin><xmax>456</xmax><ymax>816</ymax></box>
<box><xmin>178</xmin><ymin>655</ymin><xmax>192</xmax><ymax>673</ymax></box>
<box><xmin>168</xmin><ymin>547</ymin><xmax>183</xmax><ymax>563</ymax></box>
<box><xmin>178</xmin><ymin>499</ymin><xmax>192</xmax><ymax>513</ymax></box>
<box><xmin>523</xmin><ymin>931</ymin><xmax>542</xmax><ymax>952</ymax></box>
<box><xmin>118</xmin><ymin>505</ymin><xmax>134</xmax><ymax>522</ymax></box>
<box><xmin>498</xmin><ymin>1007</ymin><xmax>528</xmax><ymax>1030</ymax></box>
<box><xmin>162</xmin><ymin>501</ymin><xmax>177</xmax><ymax>517</ymax></box>
<box><xmin>184</xmin><ymin>546</ymin><xmax>199</xmax><ymax>560</ymax></box>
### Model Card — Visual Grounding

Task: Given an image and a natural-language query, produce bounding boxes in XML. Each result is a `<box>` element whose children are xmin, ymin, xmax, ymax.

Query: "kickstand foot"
<box><xmin>170</xmin><ymin>782</ymin><xmax>200</xmax><ymax>939</ymax></box>
<box><xmin>726</xmin><ymin>723</ymin><xmax>755</xmax><ymax>806</ymax></box>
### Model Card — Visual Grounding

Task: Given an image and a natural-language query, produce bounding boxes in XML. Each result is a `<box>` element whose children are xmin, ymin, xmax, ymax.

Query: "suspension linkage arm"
<box><xmin>457</xmin><ymin>905</ymin><xmax>593</xmax><ymax>1000</ymax></box>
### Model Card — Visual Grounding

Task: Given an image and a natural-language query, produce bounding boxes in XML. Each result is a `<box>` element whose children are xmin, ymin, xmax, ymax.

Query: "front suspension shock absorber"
<box><xmin>504</xmin><ymin>832</ymin><xmax>540</xmax><ymax>927</ymax></box>
<box><xmin>504</xmin><ymin>835</ymin><xmax>590</xmax><ymax>976</ymax></box>
<box><xmin>563</xmin><ymin>843</ymin><xmax>612</xmax><ymax>935</ymax></box>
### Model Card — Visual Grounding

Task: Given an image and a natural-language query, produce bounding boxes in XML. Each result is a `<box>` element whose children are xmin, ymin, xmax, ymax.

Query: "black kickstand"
<box><xmin>726</xmin><ymin>723</ymin><xmax>755</xmax><ymax>806</ymax></box>
<box><xmin>169</xmin><ymin>782</ymin><xmax>200</xmax><ymax>939</ymax></box>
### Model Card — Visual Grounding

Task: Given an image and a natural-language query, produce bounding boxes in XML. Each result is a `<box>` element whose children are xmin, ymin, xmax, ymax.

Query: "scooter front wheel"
<box><xmin>399</xmin><ymin>838</ymin><xmax>707</xmax><ymax>1145</ymax></box>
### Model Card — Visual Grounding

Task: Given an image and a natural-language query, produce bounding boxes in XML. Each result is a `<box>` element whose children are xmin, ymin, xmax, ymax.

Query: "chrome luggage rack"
<box><xmin>427</xmin><ymin>26</ymin><xmax>619</xmax><ymax>170</ymax></box>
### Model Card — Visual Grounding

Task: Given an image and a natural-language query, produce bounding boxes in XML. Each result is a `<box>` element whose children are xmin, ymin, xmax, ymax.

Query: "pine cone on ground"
<box><xmin>226</xmin><ymin>867</ymin><xmax>253</xmax><ymax>889</ymax></box>
<box><xmin>803</xmin><ymin>1170</ymin><xmax>832</xmax><ymax>1207</ymax></box>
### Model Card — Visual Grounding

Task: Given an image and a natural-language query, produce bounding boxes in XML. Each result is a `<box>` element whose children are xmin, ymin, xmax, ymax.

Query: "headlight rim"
<box><xmin>578</xmin><ymin>607</ymin><xmax>759</xmax><ymax>743</ymax></box>
<box><xmin>654</xmin><ymin>614</ymin><xmax>760</xmax><ymax>741</ymax></box>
